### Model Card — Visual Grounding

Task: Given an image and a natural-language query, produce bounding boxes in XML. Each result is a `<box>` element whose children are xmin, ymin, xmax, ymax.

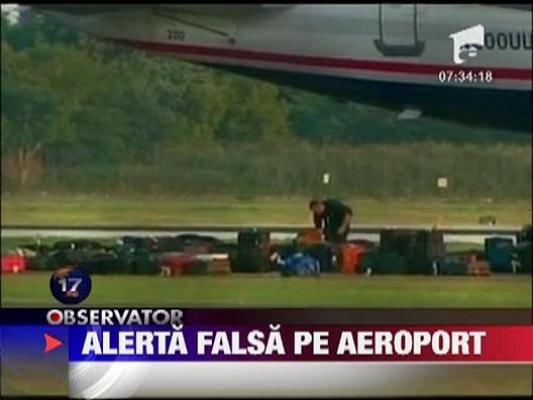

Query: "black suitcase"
<box><xmin>231</xmin><ymin>229</ymin><xmax>271</xmax><ymax>273</ymax></box>
<box><xmin>379</xmin><ymin>229</ymin><xmax>442</xmax><ymax>274</ymax></box>
<box><xmin>302</xmin><ymin>243</ymin><xmax>334</xmax><ymax>273</ymax></box>
<box><xmin>436</xmin><ymin>255</ymin><xmax>469</xmax><ymax>276</ymax></box>
<box><xmin>485</xmin><ymin>237</ymin><xmax>514</xmax><ymax>273</ymax></box>
<box><xmin>513</xmin><ymin>242</ymin><xmax>532</xmax><ymax>274</ymax></box>
<box><xmin>361</xmin><ymin>249</ymin><xmax>408</xmax><ymax>275</ymax></box>
<box><xmin>77</xmin><ymin>254</ymin><xmax>131</xmax><ymax>275</ymax></box>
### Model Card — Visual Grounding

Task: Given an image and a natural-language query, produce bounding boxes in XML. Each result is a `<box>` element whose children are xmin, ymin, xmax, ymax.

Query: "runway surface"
<box><xmin>1</xmin><ymin>224</ymin><xmax>521</xmax><ymax>244</ymax></box>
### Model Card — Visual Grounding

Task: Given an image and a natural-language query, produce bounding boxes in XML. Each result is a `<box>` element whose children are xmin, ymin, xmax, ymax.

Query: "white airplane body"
<box><xmin>34</xmin><ymin>4</ymin><xmax>532</xmax><ymax>131</ymax></box>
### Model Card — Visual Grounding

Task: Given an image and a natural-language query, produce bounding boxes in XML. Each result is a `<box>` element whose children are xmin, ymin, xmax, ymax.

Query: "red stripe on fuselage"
<box><xmin>111</xmin><ymin>38</ymin><xmax>532</xmax><ymax>81</ymax></box>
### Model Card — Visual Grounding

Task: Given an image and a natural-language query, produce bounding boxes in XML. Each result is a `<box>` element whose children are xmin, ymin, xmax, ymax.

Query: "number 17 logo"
<box><xmin>58</xmin><ymin>277</ymin><xmax>82</xmax><ymax>298</ymax></box>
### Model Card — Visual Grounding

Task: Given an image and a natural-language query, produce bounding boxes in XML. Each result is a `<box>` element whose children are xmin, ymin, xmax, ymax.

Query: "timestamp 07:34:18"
<box><xmin>438</xmin><ymin>70</ymin><xmax>494</xmax><ymax>84</ymax></box>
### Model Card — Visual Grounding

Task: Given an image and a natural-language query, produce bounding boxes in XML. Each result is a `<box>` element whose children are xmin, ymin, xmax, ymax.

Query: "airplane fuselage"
<box><xmin>41</xmin><ymin>4</ymin><xmax>532</xmax><ymax>131</ymax></box>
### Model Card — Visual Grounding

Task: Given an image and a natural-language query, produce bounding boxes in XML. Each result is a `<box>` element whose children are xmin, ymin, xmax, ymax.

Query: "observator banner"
<box><xmin>1</xmin><ymin>308</ymin><xmax>532</xmax><ymax>398</ymax></box>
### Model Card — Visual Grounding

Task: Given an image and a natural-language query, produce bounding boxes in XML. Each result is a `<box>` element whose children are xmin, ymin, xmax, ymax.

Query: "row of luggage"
<box><xmin>5</xmin><ymin>234</ymin><xmax>234</xmax><ymax>275</ymax></box>
<box><xmin>229</xmin><ymin>228</ymin><xmax>372</xmax><ymax>275</ymax></box>
<box><xmin>435</xmin><ymin>256</ymin><xmax>491</xmax><ymax>276</ymax></box>
<box><xmin>224</xmin><ymin>227</ymin><xmax>530</xmax><ymax>276</ymax></box>
<box><xmin>4</xmin><ymin>225</ymin><xmax>531</xmax><ymax>276</ymax></box>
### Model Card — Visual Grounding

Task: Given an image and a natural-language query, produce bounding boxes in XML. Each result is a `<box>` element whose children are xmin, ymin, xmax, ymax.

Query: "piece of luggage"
<box><xmin>379</xmin><ymin>229</ymin><xmax>444</xmax><ymax>274</ymax></box>
<box><xmin>361</xmin><ymin>250</ymin><xmax>408</xmax><ymax>275</ymax></box>
<box><xmin>295</xmin><ymin>228</ymin><xmax>323</xmax><ymax>246</ymax></box>
<box><xmin>121</xmin><ymin>236</ymin><xmax>158</xmax><ymax>252</ymax></box>
<box><xmin>279</xmin><ymin>253</ymin><xmax>320</xmax><ymax>276</ymax></box>
<box><xmin>348</xmin><ymin>239</ymin><xmax>375</xmax><ymax>250</ymax></box>
<box><xmin>302</xmin><ymin>243</ymin><xmax>335</xmax><ymax>272</ymax></box>
<box><xmin>27</xmin><ymin>254</ymin><xmax>50</xmax><ymax>271</ymax></box>
<box><xmin>1</xmin><ymin>254</ymin><xmax>27</xmax><ymax>273</ymax></box>
<box><xmin>513</xmin><ymin>242</ymin><xmax>532</xmax><ymax>274</ymax></box>
<box><xmin>78</xmin><ymin>254</ymin><xmax>131</xmax><ymax>275</ymax></box>
<box><xmin>17</xmin><ymin>244</ymin><xmax>51</xmax><ymax>271</ymax></box>
<box><xmin>382</xmin><ymin>229</ymin><xmax>444</xmax><ymax>257</ymax></box>
<box><xmin>511</xmin><ymin>226</ymin><xmax>532</xmax><ymax>275</ymax></box>
<box><xmin>448</xmin><ymin>250</ymin><xmax>485</xmax><ymax>264</ymax></box>
<box><xmin>338</xmin><ymin>244</ymin><xmax>367</xmax><ymax>274</ymax></box>
<box><xmin>174</xmin><ymin>234</ymin><xmax>220</xmax><ymax>252</ymax></box>
<box><xmin>436</xmin><ymin>255</ymin><xmax>469</xmax><ymax>276</ymax></box>
<box><xmin>184</xmin><ymin>260</ymin><xmax>209</xmax><ymax>275</ymax></box>
<box><xmin>158</xmin><ymin>253</ymin><xmax>194</xmax><ymax>276</ymax></box>
<box><xmin>467</xmin><ymin>260</ymin><xmax>491</xmax><ymax>276</ymax></box>
<box><xmin>208</xmin><ymin>257</ymin><xmax>232</xmax><ymax>275</ymax></box>
<box><xmin>126</xmin><ymin>249</ymin><xmax>158</xmax><ymax>275</ymax></box>
<box><xmin>271</xmin><ymin>243</ymin><xmax>295</xmax><ymax>258</ymax></box>
<box><xmin>183</xmin><ymin>244</ymin><xmax>210</xmax><ymax>255</ymax></box>
<box><xmin>154</xmin><ymin>236</ymin><xmax>184</xmax><ymax>253</ymax></box>
<box><xmin>484</xmin><ymin>237</ymin><xmax>514</xmax><ymax>273</ymax></box>
<box><xmin>231</xmin><ymin>229</ymin><xmax>271</xmax><ymax>273</ymax></box>
<box><xmin>46</xmin><ymin>238</ymin><xmax>109</xmax><ymax>270</ymax></box>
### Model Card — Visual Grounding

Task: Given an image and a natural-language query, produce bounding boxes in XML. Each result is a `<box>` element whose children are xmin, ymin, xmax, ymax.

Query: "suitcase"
<box><xmin>183</xmin><ymin>244</ymin><xmax>210</xmax><ymax>255</ymax></box>
<box><xmin>184</xmin><ymin>260</ymin><xmax>209</xmax><ymax>275</ymax></box>
<box><xmin>158</xmin><ymin>253</ymin><xmax>194</xmax><ymax>277</ymax></box>
<box><xmin>296</xmin><ymin>228</ymin><xmax>323</xmax><ymax>246</ymax></box>
<box><xmin>232</xmin><ymin>252</ymin><xmax>271</xmax><ymax>273</ymax></box>
<box><xmin>409</xmin><ymin>230</ymin><xmax>444</xmax><ymax>274</ymax></box>
<box><xmin>17</xmin><ymin>244</ymin><xmax>50</xmax><ymax>271</ymax></box>
<box><xmin>338</xmin><ymin>244</ymin><xmax>366</xmax><ymax>274</ymax></box>
<box><xmin>381</xmin><ymin>229</ymin><xmax>444</xmax><ymax>256</ymax></box>
<box><xmin>436</xmin><ymin>256</ymin><xmax>469</xmax><ymax>276</ymax></box>
<box><xmin>1</xmin><ymin>255</ymin><xmax>27</xmax><ymax>273</ymax></box>
<box><xmin>302</xmin><ymin>243</ymin><xmax>334</xmax><ymax>272</ymax></box>
<box><xmin>485</xmin><ymin>237</ymin><xmax>514</xmax><ymax>272</ymax></box>
<box><xmin>513</xmin><ymin>242</ymin><xmax>532</xmax><ymax>274</ymax></box>
<box><xmin>121</xmin><ymin>236</ymin><xmax>158</xmax><ymax>252</ymax></box>
<box><xmin>155</xmin><ymin>237</ymin><xmax>184</xmax><ymax>252</ymax></box>
<box><xmin>208</xmin><ymin>258</ymin><xmax>232</xmax><ymax>275</ymax></box>
<box><xmin>175</xmin><ymin>234</ymin><xmax>220</xmax><ymax>252</ymax></box>
<box><xmin>78</xmin><ymin>254</ymin><xmax>130</xmax><ymax>275</ymax></box>
<box><xmin>232</xmin><ymin>229</ymin><xmax>271</xmax><ymax>273</ymax></box>
<box><xmin>348</xmin><ymin>239</ymin><xmax>375</xmax><ymax>250</ymax></box>
<box><xmin>279</xmin><ymin>253</ymin><xmax>320</xmax><ymax>276</ymax></box>
<box><xmin>467</xmin><ymin>260</ymin><xmax>491</xmax><ymax>276</ymax></box>
<box><xmin>361</xmin><ymin>250</ymin><xmax>408</xmax><ymax>275</ymax></box>
<box><xmin>27</xmin><ymin>255</ymin><xmax>50</xmax><ymax>271</ymax></box>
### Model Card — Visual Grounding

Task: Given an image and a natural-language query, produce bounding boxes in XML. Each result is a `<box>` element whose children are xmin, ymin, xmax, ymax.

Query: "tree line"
<box><xmin>1</xmin><ymin>11</ymin><xmax>531</xmax><ymax>198</ymax></box>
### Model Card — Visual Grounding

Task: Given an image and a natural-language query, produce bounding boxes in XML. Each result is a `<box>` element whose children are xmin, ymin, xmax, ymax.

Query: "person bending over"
<box><xmin>309</xmin><ymin>198</ymin><xmax>353</xmax><ymax>244</ymax></box>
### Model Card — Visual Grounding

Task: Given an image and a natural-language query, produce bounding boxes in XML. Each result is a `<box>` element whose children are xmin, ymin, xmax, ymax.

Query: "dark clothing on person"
<box><xmin>313</xmin><ymin>199</ymin><xmax>353</xmax><ymax>243</ymax></box>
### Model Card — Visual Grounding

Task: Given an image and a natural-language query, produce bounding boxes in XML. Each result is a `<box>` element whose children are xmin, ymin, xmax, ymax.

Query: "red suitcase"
<box><xmin>1</xmin><ymin>254</ymin><xmax>27</xmax><ymax>273</ymax></box>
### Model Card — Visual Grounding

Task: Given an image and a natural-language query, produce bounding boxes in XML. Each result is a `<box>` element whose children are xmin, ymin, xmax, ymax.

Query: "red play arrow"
<box><xmin>44</xmin><ymin>333</ymin><xmax>63</xmax><ymax>353</ymax></box>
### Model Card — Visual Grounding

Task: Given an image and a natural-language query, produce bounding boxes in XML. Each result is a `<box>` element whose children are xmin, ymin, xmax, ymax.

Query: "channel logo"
<box><xmin>449</xmin><ymin>24</ymin><xmax>485</xmax><ymax>65</ymax></box>
<box><xmin>46</xmin><ymin>309</ymin><xmax>184</xmax><ymax>330</ymax></box>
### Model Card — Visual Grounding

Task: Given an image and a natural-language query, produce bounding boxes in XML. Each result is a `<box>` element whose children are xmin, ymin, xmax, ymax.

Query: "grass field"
<box><xmin>2</xmin><ymin>272</ymin><xmax>531</xmax><ymax>307</ymax></box>
<box><xmin>2</xmin><ymin>194</ymin><xmax>531</xmax><ymax>226</ymax></box>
